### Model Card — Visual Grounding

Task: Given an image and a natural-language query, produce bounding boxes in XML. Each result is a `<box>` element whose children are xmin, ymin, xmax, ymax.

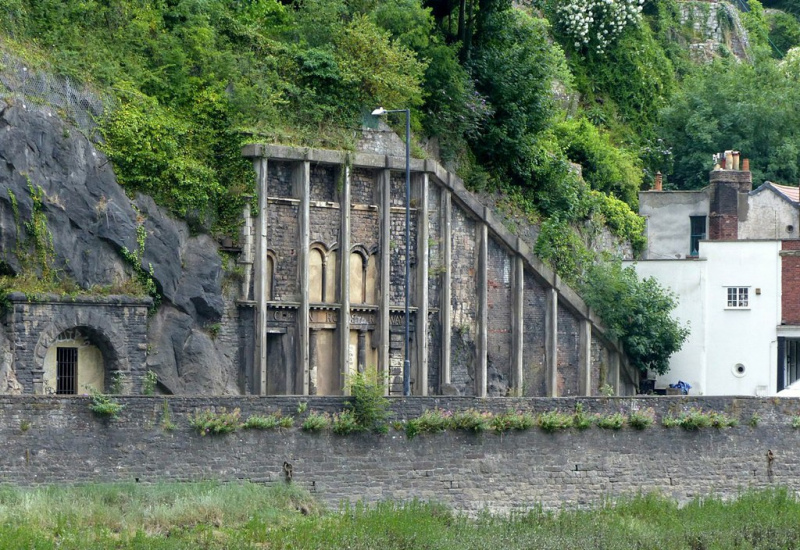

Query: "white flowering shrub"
<box><xmin>557</xmin><ymin>0</ymin><xmax>644</xmax><ymax>54</ymax></box>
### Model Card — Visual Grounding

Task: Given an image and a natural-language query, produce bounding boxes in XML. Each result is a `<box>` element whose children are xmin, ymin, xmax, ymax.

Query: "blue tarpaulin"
<box><xmin>669</xmin><ymin>380</ymin><xmax>692</xmax><ymax>395</ymax></box>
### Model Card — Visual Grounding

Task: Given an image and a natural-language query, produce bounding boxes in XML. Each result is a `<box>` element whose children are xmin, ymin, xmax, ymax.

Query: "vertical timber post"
<box><xmin>254</xmin><ymin>156</ymin><xmax>269</xmax><ymax>395</ymax></box>
<box><xmin>415</xmin><ymin>172</ymin><xmax>429</xmax><ymax>395</ymax></box>
<box><xmin>296</xmin><ymin>160</ymin><xmax>311</xmax><ymax>395</ymax></box>
<box><xmin>511</xmin><ymin>254</ymin><xmax>524</xmax><ymax>396</ymax></box>
<box><xmin>545</xmin><ymin>285</ymin><xmax>558</xmax><ymax>397</ymax></box>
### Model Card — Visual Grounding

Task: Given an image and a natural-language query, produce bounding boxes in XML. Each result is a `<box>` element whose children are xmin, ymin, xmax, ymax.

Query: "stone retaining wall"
<box><xmin>1</xmin><ymin>396</ymin><xmax>799</xmax><ymax>513</ymax></box>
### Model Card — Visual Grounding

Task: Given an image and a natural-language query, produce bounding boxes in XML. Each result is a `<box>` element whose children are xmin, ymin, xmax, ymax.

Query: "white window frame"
<box><xmin>725</xmin><ymin>286</ymin><xmax>750</xmax><ymax>309</ymax></box>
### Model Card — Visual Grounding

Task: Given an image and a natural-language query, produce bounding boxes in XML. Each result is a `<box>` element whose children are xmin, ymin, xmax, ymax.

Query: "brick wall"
<box><xmin>487</xmin><ymin>240</ymin><xmax>512</xmax><ymax>396</ymax></box>
<box><xmin>782</xmin><ymin>240</ymin><xmax>800</xmax><ymax>325</ymax></box>
<box><xmin>268</xmin><ymin>161</ymin><xmax>293</xmax><ymax>198</ymax></box>
<box><xmin>522</xmin><ymin>272</ymin><xmax>547</xmax><ymax>396</ymax></box>
<box><xmin>1</xmin><ymin>395</ymin><xmax>797</xmax><ymax>514</ymax></box>
<box><xmin>557</xmin><ymin>304</ymin><xmax>581</xmax><ymax>396</ymax></box>
<box><xmin>267</xmin><ymin>203</ymin><xmax>299</xmax><ymax>301</ymax></box>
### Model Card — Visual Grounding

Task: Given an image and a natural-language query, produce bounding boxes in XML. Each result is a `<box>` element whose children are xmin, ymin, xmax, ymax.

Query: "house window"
<box><xmin>690</xmin><ymin>216</ymin><xmax>706</xmax><ymax>257</ymax></box>
<box><xmin>56</xmin><ymin>347</ymin><xmax>78</xmax><ymax>394</ymax></box>
<box><xmin>726</xmin><ymin>287</ymin><xmax>749</xmax><ymax>309</ymax></box>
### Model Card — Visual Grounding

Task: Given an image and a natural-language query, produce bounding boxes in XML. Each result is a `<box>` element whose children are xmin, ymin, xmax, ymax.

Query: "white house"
<box><xmin>628</xmin><ymin>160</ymin><xmax>800</xmax><ymax>395</ymax></box>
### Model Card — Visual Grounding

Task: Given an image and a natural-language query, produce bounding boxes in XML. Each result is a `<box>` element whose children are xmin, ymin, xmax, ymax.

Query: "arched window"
<box><xmin>325</xmin><ymin>249</ymin><xmax>337</xmax><ymax>303</ymax></box>
<box><xmin>309</xmin><ymin>248</ymin><xmax>324</xmax><ymax>303</ymax></box>
<box><xmin>350</xmin><ymin>251</ymin><xmax>366</xmax><ymax>304</ymax></box>
<box><xmin>266</xmin><ymin>252</ymin><xmax>275</xmax><ymax>301</ymax></box>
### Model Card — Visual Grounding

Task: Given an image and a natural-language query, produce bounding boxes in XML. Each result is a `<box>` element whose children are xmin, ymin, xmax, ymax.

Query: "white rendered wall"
<box><xmin>639</xmin><ymin>190</ymin><xmax>709</xmax><ymax>260</ymax></box>
<box><xmin>739</xmin><ymin>190</ymin><xmax>799</xmax><ymax>240</ymax></box>
<box><xmin>629</xmin><ymin>259</ymin><xmax>707</xmax><ymax>394</ymax></box>
<box><xmin>702</xmin><ymin>240</ymin><xmax>781</xmax><ymax>395</ymax></box>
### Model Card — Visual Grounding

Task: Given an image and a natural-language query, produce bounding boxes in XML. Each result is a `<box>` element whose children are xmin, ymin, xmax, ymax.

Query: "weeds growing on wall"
<box><xmin>189</xmin><ymin>408</ymin><xmax>241</xmax><ymax>436</ymax></box>
<box><xmin>243</xmin><ymin>413</ymin><xmax>293</xmax><ymax>430</ymax></box>
<box><xmin>87</xmin><ymin>389</ymin><xmax>124</xmax><ymax>420</ymax></box>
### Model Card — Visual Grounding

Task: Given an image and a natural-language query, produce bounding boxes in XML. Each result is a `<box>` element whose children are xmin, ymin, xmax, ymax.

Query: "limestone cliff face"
<box><xmin>0</xmin><ymin>99</ymin><xmax>239</xmax><ymax>394</ymax></box>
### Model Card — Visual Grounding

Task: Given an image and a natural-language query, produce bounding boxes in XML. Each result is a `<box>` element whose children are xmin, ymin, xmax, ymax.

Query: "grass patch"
<box><xmin>2</xmin><ymin>485</ymin><xmax>800</xmax><ymax>548</ymax></box>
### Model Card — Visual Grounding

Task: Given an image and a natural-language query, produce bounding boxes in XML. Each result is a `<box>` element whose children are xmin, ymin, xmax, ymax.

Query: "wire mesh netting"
<box><xmin>0</xmin><ymin>50</ymin><xmax>109</xmax><ymax>137</ymax></box>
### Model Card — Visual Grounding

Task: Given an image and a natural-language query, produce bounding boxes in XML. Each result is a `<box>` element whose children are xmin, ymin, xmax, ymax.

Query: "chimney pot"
<box><xmin>654</xmin><ymin>171</ymin><xmax>663</xmax><ymax>191</ymax></box>
<box><xmin>742</xmin><ymin>158</ymin><xmax>750</xmax><ymax>171</ymax></box>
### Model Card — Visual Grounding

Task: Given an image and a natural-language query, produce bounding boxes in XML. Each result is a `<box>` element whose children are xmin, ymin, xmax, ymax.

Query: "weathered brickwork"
<box><xmin>426</xmin><ymin>184</ymin><xmax>442</xmax><ymax>311</ymax></box>
<box><xmin>310</xmin><ymin>164</ymin><xmax>337</xmax><ymax>202</ymax></box>
<box><xmin>390</xmin><ymin>171</ymin><xmax>406</xmax><ymax>207</ymax></box>
<box><xmin>782</xmin><ymin>240</ymin><xmax>800</xmax><ymax>325</ymax></box>
<box><xmin>557</xmin><ymin>303</ymin><xmax>581</xmax><ymax>397</ymax></box>
<box><xmin>1</xmin><ymin>396</ymin><xmax>797</xmax><ymax>514</ymax></box>
<box><xmin>522</xmin><ymin>272</ymin><xmax>547</xmax><ymax>396</ymax></box>
<box><xmin>487</xmin><ymin>240</ymin><xmax>512</xmax><ymax>396</ymax></box>
<box><xmin>268</xmin><ymin>161</ymin><xmax>294</xmax><ymax>198</ymax></box>
<box><xmin>427</xmin><ymin>314</ymin><xmax>441</xmax><ymax>394</ymax></box>
<box><xmin>2</xmin><ymin>295</ymin><xmax>150</xmax><ymax>393</ymax></box>
<box><xmin>310</xmin><ymin>205</ymin><xmax>340</xmax><ymax>250</ymax></box>
<box><xmin>389</xmin><ymin>210</ymin><xmax>417</xmax><ymax>306</ymax></box>
<box><xmin>450</xmin><ymin>207</ymin><xmax>478</xmax><ymax>396</ymax></box>
<box><xmin>590</xmin><ymin>335</ymin><xmax>609</xmax><ymax>395</ymax></box>
<box><xmin>351</xmin><ymin>168</ymin><xmax>377</xmax><ymax>205</ymax></box>
<box><xmin>240</xmin><ymin>144</ymin><xmax>636</xmax><ymax>398</ymax></box>
<box><xmin>267</xmin><ymin>203</ymin><xmax>299</xmax><ymax>301</ymax></box>
<box><xmin>350</xmin><ymin>209</ymin><xmax>380</xmax><ymax>258</ymax></box>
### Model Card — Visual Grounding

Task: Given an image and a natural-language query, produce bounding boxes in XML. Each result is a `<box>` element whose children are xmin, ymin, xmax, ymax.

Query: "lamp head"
<box><xmin>371</xmin><ymin>107</ymin><xmax>386</xmax><ymax>116</ymax></box>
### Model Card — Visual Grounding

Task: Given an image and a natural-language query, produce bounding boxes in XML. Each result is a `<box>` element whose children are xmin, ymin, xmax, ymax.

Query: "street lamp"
<box><xmin>372</xmin><ymin>106</ymin><xmax>411</xmax><ymax>397</ymax></box>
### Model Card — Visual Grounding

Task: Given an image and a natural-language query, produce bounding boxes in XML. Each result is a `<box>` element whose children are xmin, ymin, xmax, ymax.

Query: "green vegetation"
<box><xmin>1</xmin><ymin>483</ymin><xmax>800</xmax><ymax>548</ymax></box>
<box><xmin>579</xmin><ymin>262</ymin><xmax>690</xmax><ymax>375</ymax></box>
<box><xmin>301</xmin><ymin>411</ymin><xmax>332</xmax><ymax>432</ymax></box>
<box><xmin>344</xmin><ymin>372</ymin><xmax>390</xmax><ymax>433</ymax></box>
<box><xmin>9</xmin><ymin>0</ymin><xmax>800</xmax><ymax>375</ymax></box>
<box><xmin>243</xmin><ymin>413</ymin><xmax>294</xmax><ymax>430</ymax></box>
<box><xmin>662</xmin><ymin>408</ymin><xmax>738</xmax><ymax>430</ymax></box>
<box><xmin>189</xmin><ymin>407</ymin><xmax>241</xmax><ymax>436</ymax></box>
<box><xmin>87</xmin><ymin>389</ymin><xmax>124</xmax><ymax>420</ymax></box>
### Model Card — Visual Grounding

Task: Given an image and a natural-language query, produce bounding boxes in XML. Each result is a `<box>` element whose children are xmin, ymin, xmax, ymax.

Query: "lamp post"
<box><xmin>372</xmin><ymin>106</ymin><xmax>411</xmax><ymax>397</ymax></box>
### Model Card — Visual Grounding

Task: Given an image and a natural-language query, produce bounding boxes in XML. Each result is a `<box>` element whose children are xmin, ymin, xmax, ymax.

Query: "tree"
<box><xmin>580</xmin><ymin>262</ymin><xmax>689</xmax><ymax>376</ymax></box>
<box><xmin>659</xmin><ymin>54</ymin><xmax>800</xmax><ymax>189</ymax></box>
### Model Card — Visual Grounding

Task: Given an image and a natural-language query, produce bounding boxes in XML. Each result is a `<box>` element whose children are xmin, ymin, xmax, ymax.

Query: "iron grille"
<box><xmin>56</xmin><ymin>347</ymin><xmax>78</xmax><ymax>395</ymax></box>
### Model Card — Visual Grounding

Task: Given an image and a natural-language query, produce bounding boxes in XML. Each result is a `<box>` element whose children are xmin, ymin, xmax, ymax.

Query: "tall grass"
<box><xmin>1</xmin><ymin>484</ymin><xmax>800</xmax><ymax>548</ymax></box>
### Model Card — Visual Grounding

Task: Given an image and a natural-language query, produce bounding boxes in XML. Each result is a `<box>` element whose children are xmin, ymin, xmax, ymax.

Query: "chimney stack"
<box><xmin>708</xmin><ymin>149</ymin><xmax>752</xmax><ymax>241</ymax></box>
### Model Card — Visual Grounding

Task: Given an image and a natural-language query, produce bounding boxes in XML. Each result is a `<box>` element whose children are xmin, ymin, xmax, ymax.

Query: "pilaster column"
<box><xmin>579</xmin><ymin>319</ymin><xmax>592</xmax><ymax>396</ymax></box>
<box><xmin>476</xmin><ymin>219</ymin><xmax>488</xmax><ymax>398</ymax></box>
<box><xmin>415</xmin><ymin>173</ymin><xmax>429</xmax><ymax>395</ymax></box>
<box><xmin>379</xmin><ymin>168</ymin><xmax>391</xmax><ymax>393</ymax></box>
<box><xmin>545</xmin><ymin>286</ymin><xmax>558</xmax><ymax>397</ymax></box>
<box><xmin>511</xmin><ymin>255</ymin><xmax>524</xmax><ymax>396</ymax></box>
<box><xmin>339</xmin><ymin>163</ymin><xmax>351</xmax><ymax>389</ymax></box>
<box><xmin>441</xmin><ymin>190</ymin><xmax>453</xmax><ymax>388</ymax></box>
<box><xmin>295</xmin><ymin>160</ymin><xmax>311</xmax><ymax>396</ymax></box>
<box><xmin>254</xmin><ymin>157</ymin><xmax>269</xmax><ymax>395</ymax></box>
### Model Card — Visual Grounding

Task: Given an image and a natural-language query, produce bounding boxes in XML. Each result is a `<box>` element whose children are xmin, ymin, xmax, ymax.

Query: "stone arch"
<box><xmin>34</xmin><ymin>314</ymin><xmax>127</xmax><ymax>394</ymax></box>
<box><xmin>310</xmin><ymin>242</ymin><xmax>338</xmax><ymax>303</ymax></box>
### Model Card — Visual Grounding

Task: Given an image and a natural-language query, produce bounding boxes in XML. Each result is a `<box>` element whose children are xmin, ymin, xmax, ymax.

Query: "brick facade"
<box><xmin>782</xmin><ymin>240</ymin><xmax>800</xmax><ymax>325</ymax></box>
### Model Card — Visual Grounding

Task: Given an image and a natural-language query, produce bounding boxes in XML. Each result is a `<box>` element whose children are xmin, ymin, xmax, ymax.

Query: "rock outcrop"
<box><xmin>0</xmin><ymin>99</ymin><xmax>238</xmax><ymax>394</ymax></box>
